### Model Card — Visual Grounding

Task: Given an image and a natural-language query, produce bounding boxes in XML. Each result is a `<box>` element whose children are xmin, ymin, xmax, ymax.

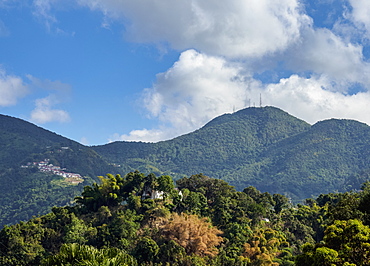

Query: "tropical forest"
<box><xmin>1</xmin><ymin>171</ymin><xmax>370</xmax><ymax>265</ymax></box>
<box><xmin>1</xmin><ymin>107</ymin><xmax>370</xmax><ymax>265</ymax></box>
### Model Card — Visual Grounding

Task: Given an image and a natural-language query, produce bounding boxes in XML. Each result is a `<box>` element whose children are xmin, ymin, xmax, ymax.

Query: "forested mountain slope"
<box><xmin>93</xmin><ymin>107</ymin><xmax>370</xmax><ymax>201</ymax></box>
<box><xmin>93</xmin><ymin>107</ymin><xmax>310</xmax><ymax>175</ymax></box>
<box><xmin>0</xmin><ymin>114</ymin><xmax>118</xmax><ymax>226</ymax></box>
<box><xmin>1</xmin><ymin>106</ymin><xmax>370</xmax><ymax>227</ymax></box>
<box><xmin>250</xmin><ymin>118</ymin><xmax>370</xmax><ymax>199</ymax></box>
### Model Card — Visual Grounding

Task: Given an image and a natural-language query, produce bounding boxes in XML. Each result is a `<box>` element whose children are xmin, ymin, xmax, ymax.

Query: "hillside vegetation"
<box><xmin>2</xmin><ymin>172</ymin><xmax>370</xmax><ymax>265</ymax></box>
<box><xmin>0</xmin><ymin>115</ymin><xmax>119</xmax><ymax>227</ymax></box>
<box><xmin>93</xmin><ymin>107</ymin><xmax>370</xmax><ymax>201</ymax></box>
<box><xmin>1</xmin><ymin>106</ymin><xmax>370</xmax><ymax>227</ymax></box>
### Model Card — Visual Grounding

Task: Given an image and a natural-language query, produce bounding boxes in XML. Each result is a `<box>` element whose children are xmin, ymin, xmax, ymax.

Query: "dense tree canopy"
<box><xmin>0</xmin><ymin>171</ymin><xmax>370</xmax><ymax>265</ymax></box>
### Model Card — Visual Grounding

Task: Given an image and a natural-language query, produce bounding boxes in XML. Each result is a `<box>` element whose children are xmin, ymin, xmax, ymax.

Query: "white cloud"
<box><xmin>28</xmin><ymin>75</ymin><xmax>71</xmax><ymax>124</ymax></box>
<box><xmin>114</xmin><ymin>51</ymin><xmax>370</xmax><ymax>142</ymax></box>
<box><xmin>113</xmin><ymin>50</ymin><xmax>261</xmax><ymax>142</ymax></box>
<box><xmin>110</xmin><ymin>129</ymin><xmax>168</xmax><ymax>143</ymax></box>
<box><xmin>24</xmin><ymin>0</ymin><xmax>370</xmax><ymax>142</ymax></box>
<box><xmin>0</xmin><ymin>69</ymin><xmax>71</xmax><ymax>124</ymax></box>
<box><xmin>78</xmin><ymin>0</ymin><xmax>310</xmax><ymax>58</ymax></box>
<box><xmin>264</xmin><ymin>75</ymin><xmax>370</xmax><ymax>125</ymax></box>
<box><xmin>77</xmin><ymin>0</ymin><xmax>370</xmax><ymax>91</ymax></box>
<box><xmin>0</xmin><ymin>69</ymin><xmax>28</xmax><ymax>106</ymax></box>
<box><xmin>286</xmin><ymin>27</ymin><xmax>370</xmax><ymax>90</ymax></box>
<box><xmin>30</xmin><ymin>96</ymin><xmax>70</xmax><ymax>123</ymax></box>
<box><xmin>347</xmin><ymin>0</ymin><xmax>370</xmax><ymax>38</ymax></box>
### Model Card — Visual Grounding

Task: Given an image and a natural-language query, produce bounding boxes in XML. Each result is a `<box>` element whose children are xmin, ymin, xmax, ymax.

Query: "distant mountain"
<box><xmin>2</xmin><ymin>107</ymin><xmax>370</xmax><ymax>227</ymax></box>
<box><xmin>255</xmin><ymin>118</ymin><xmax>370</xmax><ymax>198</ymax></box>
<box><xmin>0</xmin><ymin>114</ymin><xmax>119</xmax><ymax>227</ymax></box>
<box><xmin>93</xmin><ymin>107</ymin><xmax>370</xmax><ymax>201</ymax></box>
<box><xmin>93</xmin><ymin>107</ymin><xmax>310</xmax><ymax>174</ymax></box>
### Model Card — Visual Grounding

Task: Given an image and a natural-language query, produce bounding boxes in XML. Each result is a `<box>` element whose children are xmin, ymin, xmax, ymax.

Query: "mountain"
<box><xmin>93</xmin><ymin>107</ymin><xmax>310</xmax><ymax>173</ymax></box>
<box><xmin>93</xmin><ymin>107</ymin><xmax>370</xmax><ymax>201</ymax></box>
<box><xmin>249</xmin><ymin>118</ymin><xmax>370</xmax><ymax>199</ymax></box>
<box><xmin>1</xmin><ymin>106</ymin><xmax>370</xmax><ymax>227</ymax></box>
<box><xmin>0</xmin><ymin>114</ymin><xmax>119</xmax><ymax>227</ymax></box>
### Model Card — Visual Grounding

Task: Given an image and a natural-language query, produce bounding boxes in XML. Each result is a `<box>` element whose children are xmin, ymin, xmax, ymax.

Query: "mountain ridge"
<box><xmin>93</xmin><ymin>106</ymin><xmax>370</xmax><ymax>200</ymax></box>
<box><xmin>0</xmin><ymin>114</ymin><xmax>119</xmax><ymax>226</ymax></box>
<box><xmin>1</xmin><ymin>106</ymin><xmax>370</xmax><ymax>226</ymax></box>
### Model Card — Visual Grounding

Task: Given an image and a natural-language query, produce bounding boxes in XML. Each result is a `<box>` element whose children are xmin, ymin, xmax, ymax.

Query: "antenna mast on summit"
<box><xmin>260</xmin><ymin>93</ymin><xmax>262</xmax><ymax>107</ymax></box>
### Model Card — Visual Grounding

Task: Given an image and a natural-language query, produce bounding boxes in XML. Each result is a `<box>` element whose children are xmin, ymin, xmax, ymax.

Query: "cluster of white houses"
<box><xmin>21</xmin><ymin>159</ymin><xmax>83</xmax><ymax>183</ymax></box>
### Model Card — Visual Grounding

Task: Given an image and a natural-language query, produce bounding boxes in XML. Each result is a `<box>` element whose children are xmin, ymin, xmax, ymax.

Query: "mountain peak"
<box><xmin>203</xmin><ymin>106</ymin><xmax>309</xmax><ymax>128</ymax></box>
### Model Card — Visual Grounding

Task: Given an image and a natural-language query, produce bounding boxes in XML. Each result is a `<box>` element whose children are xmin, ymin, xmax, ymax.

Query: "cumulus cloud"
<box><xmin>347</xmin><ymin>0</ymin><xmax>370</xmax><ymax>38</ymax></box>
<box><xmin>77</xmin><ymin>0</ymin><xmax>370</xmax><ymax>88</ymax></box>
<box><xmin>28</xmin><ymin>75</ymin><xmax>71</xmax><ymax>124</ymax></box>
<box><xmin>144</xmin><ymin>50</ymin><xmax>252</xmax><ymax>119</ymax></box>
<box><xmin>113</xmin><ymin>51</ymin><xmax>370</xmax><ymax>142</ymax></box>
<box><xmin>0</xmin><ymin>69</ymin><xmax>28</xmax><ymax>106</ymax></box>
<box><xmin>78</xmin><ymin>0</ymin><xmax>310</xmax><ymax>58</ymax></box>
<box><xmin>0</xmin><ymin>68</ymin><xmax>71</xmax><ymax>124</ymax></box>
<box><xmin>30</xmin><ymin>96</ymin><xmax>70</xmax><ymax>123</ymax></box>
<box><xmin>264</xmin><ymin>75</ymin><xmax>370</xmax><ymax>125</ymax></box>
<box><xmin>113</xmin><ymin>50</ymin><xmax>260</xmax><ymax>142</ymax></box>
<box><xmin>110</xmin><ymin>129</ymin><xmax>168</xmax><ymax>143</ymax></box>
<box><xmin>25</xmin><ymin>0</ymin><xmax>370</xmax><ymax>142</ymax></box>
<box><xmin>286</xmin><ymin>27</ymin><xmax>370</xmax><ymax>90</ymax></box>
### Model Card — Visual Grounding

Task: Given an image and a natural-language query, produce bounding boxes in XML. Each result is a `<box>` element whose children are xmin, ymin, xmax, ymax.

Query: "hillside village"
<box><xmin>21</xmin><ymin>158</ymin><xmax>84</xmax><ymax>184</ymax></box>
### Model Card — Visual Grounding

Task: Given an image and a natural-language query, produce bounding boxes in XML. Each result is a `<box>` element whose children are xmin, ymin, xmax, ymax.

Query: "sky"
<box><xmin>1</xmin><ymin>0</ymin><xmax>370</xmax><ymax>145</ymax></box>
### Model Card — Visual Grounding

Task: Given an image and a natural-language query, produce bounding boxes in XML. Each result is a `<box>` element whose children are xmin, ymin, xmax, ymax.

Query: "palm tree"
<box><xmin>42</xmin><ymin>243</ymin><xmax>137</xmax><ymax>266</ymax></box>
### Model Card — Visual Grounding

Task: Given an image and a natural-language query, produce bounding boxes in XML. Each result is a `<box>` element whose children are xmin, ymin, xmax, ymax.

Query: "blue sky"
<box><xmin>1</xmin><ymin>0</ymin><xmax>370</xmax><ymax>145</ymax></box>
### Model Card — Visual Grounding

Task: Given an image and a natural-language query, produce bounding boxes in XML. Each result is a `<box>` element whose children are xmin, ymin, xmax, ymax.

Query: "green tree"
<box><xmin>92</xmin><ymin>209</ymin><xmax>141</xmax><ymax>250</ymax></box>
<box><xmin>312</xmin><ymin>247</ymin><xmax>339</xmax><ymax>266</ymax></box>
<box><xmin>157</xmin><ymin>174</ymin><xmax>175</xmax><ymax>198</ymax></box>
<box><xmin>158</xmin><ymin>240</ymin><xmax>186</xmax><ymax>265</ymax></box>
<box><xmin>179</xmin><ymin>191</ymin><xmax>208</xmax><ymax>215</ymax></box>
<box><xmin>325</xmin><ymin>219</ymin><xmax>370</xmax><ymax>265</ymax></box>
<box><xmin>133</xmin><ymin>237</ymin><xmax>160</xmax><ymax>264</ymax></box>
<box><xmin>177</xmin><ymin>174</ymin><xmax>235</xmax><ymax>204</ymax></box>
<box><xmin>327</xmin><ymin>192</ymin><xmax>362</xmax><ymax>222</ymax></box>
<box><xmin>75</xmin><ymin>174</ymin><xmax>125</xmax><ymax>212</ymax></box>
<box><xmin>273</xmin><ymin>194</ymin><xmax>290</xmax><ymax>214</ymax></box>
<box><xmin>297</xmin><ymin>219</ymin><xmax>370</xmax><ymax>265</ymax></box>
<box><xmin>0</xmin><ymin>219</ymin><xmax>45</xmax><ymax>265</ymax></box>
<box><xmin>119</xmin><ymin>170</ymin><xmax>146</xmax><ymax>198</ymax></box>
<box><xmin>42</xmin><ymin>243</ymin><xmax>137</xmax><ymax>266</ymax></box>
<box><xmin>63</xmin><ymin>213</ymin><xmax>95</xmax><ymax>245</ymax></box>
<box><xmin>295</xmin><ymin>243</ymin><xmax>338</xmax><ymax>266</ymax></box>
